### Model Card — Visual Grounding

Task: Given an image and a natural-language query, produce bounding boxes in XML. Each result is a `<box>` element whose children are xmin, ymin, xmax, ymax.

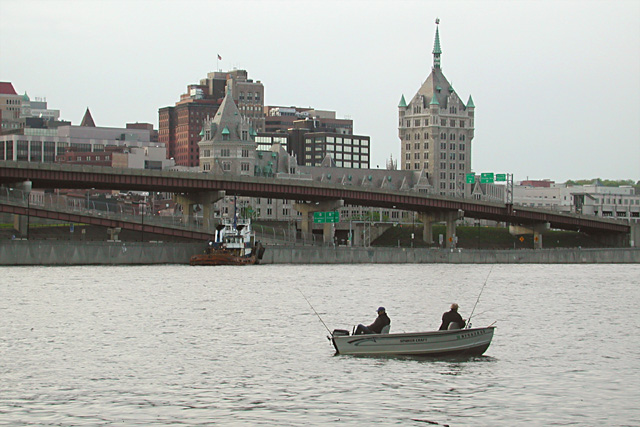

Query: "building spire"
<box><xmin>432</xmin><ymin>18</ymin><xmax>442</xmax><ymax>69</ymax></box>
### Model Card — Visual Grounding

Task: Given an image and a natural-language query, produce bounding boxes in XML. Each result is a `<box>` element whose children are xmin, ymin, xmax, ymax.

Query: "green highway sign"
<box><xmin>465</xmin><ymin>173</ymin><xmax>476</xmax><ymax>184</ymax></box>
<box><xmin>313</xmin><ymin>211</ymin><xmax>340</xmax><ymax>223</ymax></box>
<box><xmin>480</xmin><ymin>172</ymin><xmax>495</xmax><ymax>184</ymax></box>
<box><xmin>496</xmin><ymin>173</ymin><xmax>507</xmax><ymax>182</ymax></box>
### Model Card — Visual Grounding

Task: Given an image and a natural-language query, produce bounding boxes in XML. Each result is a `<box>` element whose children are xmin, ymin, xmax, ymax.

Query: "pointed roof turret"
<box><xmin>466</xmin><ymin>95</ymin><xmax>475</xmax><ymax>108</ymax></box>
<box><xmin>432</xmin><ymin>18</ymin><xmax>442</xmax><ymax>69</ymax></box>
<box><xmin>398</xmin><ymin>94</ymin><xmax>407</xmax><ymax>108</ymax></box>
<box><xmin>22</xmin><ymin>91</ymin><xmax>30</xmax><ymax>102</ymax></box>
<box><xmin>80</xmin><ymin>108</ymin><xmax>96</xmax><ymax>127</ymax></box>
<box><xmin>429</xmin><ymin>95</ymin><xmax>440</xmax><ymax>106</ymax></box>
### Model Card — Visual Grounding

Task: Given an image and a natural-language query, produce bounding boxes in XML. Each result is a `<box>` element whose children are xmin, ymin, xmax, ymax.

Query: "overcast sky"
<box><xmin>1</xmin><ymin>0</ymin><xmax>638</xmax><ymax>182</ymax></box>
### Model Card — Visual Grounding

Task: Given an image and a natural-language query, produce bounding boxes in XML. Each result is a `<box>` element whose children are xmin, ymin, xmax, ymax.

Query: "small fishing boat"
<box><xmin>190</xmin><ymin>218</ymin><xmax>265</xmax><ymax>266</ymax></box>
<box><xmin>330</xmin><ymin>326</ymin><xmax>495</xmax><ymax>357</ymax></box>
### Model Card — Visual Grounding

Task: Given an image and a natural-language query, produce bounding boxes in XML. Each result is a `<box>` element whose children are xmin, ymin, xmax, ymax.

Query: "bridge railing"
<box><xmin>0</xmin><ymin>187</ymin><xmax>321</xmax><ymax>245</ymax></box>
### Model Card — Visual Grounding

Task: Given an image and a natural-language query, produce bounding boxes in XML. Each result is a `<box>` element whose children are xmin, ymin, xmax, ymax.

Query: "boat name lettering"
<box><xmin>399</xmin><ymin>338</ymin><xmax>428</xmax><ymax>343</ymax></box>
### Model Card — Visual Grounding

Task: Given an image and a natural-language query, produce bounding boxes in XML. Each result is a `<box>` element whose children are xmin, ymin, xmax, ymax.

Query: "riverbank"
<box><xmin>0</xmin><ymin>240</ymin><xmax>638</xmax><ymax>265</ymax></box>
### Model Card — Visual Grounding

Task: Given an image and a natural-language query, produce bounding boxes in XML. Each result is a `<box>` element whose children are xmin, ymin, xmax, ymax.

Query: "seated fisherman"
<box><xmin>439</xmin><ymin>303</ymin><xmax>466</xmax><ymax>330</ymax></box>
<box><xmin>354</xmin><ymin>307</ymin><xmax>391</xmax><ymax>335</ymax></box>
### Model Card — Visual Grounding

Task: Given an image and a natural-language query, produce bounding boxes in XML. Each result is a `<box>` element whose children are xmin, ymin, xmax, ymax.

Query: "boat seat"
<box><xmin>447</xmin><ymin>322</ymin><xmax>461</xmax><ymax>330</ymax></box>
<box><xmin>380</xmin><ymin>325</ymin><xmax>391</xmax><ymax>334</ymax></box>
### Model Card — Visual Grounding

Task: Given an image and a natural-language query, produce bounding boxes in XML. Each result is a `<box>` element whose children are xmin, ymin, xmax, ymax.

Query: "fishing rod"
<box><xmin>467</xmin><ymin>265</ymin><xmax>494</xmax><ymax>328</ymax></box>
<box><xmin>297</xmin><ymin>288</ymin><xmax>332</xmax><ymax>335</ymax></box>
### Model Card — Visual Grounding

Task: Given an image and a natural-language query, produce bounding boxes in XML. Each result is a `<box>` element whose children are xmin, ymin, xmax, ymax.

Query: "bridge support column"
<box><xmin>509</xmin><ymin>223</ymin><xmax>550</xmax><ymax>249</ymax></box>
<box><xmin>418</xmin><ymin>210</ymin><xmax>463</xmax><ymax>248</ymax></box>
<box><xmin>174</xmin><ymin>191</ymin><xmax>225</xmax><ymax>229</ymax></box>
<box><xmin>417</xmin><ymin>212</ymin><xmax>435</xmax><ymax>244</ymax></box>
<box><xmin>293</xmin><ymin>200</ymin><xmax>344</xmax><ymax>244</ymax></box>
<box><xmin>444</xmin><ymin>211</ymin><xmax>462</xmax><ymax>249</ymax></box>
<box><xmin>631</xmin><ymin>224</ymin><xmax>640</xmax><ymax>248</ymax></box>
<box><xmin>12</xmin><ymin>180</ymin><xmax>32</xmax><ymax>238</ymax></box>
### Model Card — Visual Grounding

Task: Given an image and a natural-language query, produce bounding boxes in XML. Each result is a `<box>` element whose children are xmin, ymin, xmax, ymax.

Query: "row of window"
<box><xmin>309</xmin><ymin>137</ymin><xmax>370</xmax><ymax>147</ymax></box>
<box><xmin>404</xmin><ymin>118</ymin><xmax>467</xmax><ymax>128</ymax></box>
<box><xmin>238</xmin><ymin>92</ymin><xmax>261</xmax><ymax>102</ymax></box>
<box><xmin>594</xmin><ymin>198</ymin><xmax>640</xmax><ymax>205</ymax></box>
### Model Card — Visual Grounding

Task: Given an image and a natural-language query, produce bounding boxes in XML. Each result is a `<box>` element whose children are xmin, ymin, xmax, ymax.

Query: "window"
<box><xmin>406</xmin><ymin>163</ymin><xmax>411</xmax><ymax>170</ymax></box>
<box><xmin>222</xmin><ymin>162</ymin><xmax>231</xmax><ymax>171</ymax></box>
<box><xmin>414</xmin><ymin>152</ymin><xmax>420</xmax><ymax>159</ymax></box>
<box><xmin>414</xmin><ymin>162</ymin><xmax>420</xmax><ymax>169</ymax></box>
<box><xmin>405</xmin><ymin>153</ymin><xmax>410</xmax><ymax>160</ymax></box>
<box><xmin>241</xmin><ymin>163</ymin><xmax>250</xmax><ymax>172</ymax></box>
<box><xmin>449</xmin><ymin>153</ymin><xmax>456</xmax><ymax>160</ymax></box>
<box><xmin>405</xmin><ymin>144</ymin><xmax>410</xmax><ymax>150</ymax></box>
<box><xmin>221</xmin><ymin>148</ymin><xmax>230</xmax><ymax>157</ymax></box>
<box><xmin>423</xmin><ymin>162</ymin><xmax>429</xmax><ymax>169</ymax></box>
<box><xmin>424</xmin><ymin>143</ymin><xmax>429</xmax><ymax>150</ymax></box>
<box><xmin>414</xmin><ymin>143</ymin><xmax>420</xmax><ymax>150</ymax></box>
<box><xmin>242</xmin><ymin>149</ymin><xmax>249</xmax><ymax>157</ymax></box>
<box><xmin>414</xmin><ymin>119</ymin><xmax>421</xmax><ymax>127</ymax></box>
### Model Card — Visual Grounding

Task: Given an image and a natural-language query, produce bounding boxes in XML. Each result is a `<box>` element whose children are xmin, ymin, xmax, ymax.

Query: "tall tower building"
<box><xmin>398</xmin><ymin>21</ymin><xmax>475</xmax><ymax>197</ymax></box>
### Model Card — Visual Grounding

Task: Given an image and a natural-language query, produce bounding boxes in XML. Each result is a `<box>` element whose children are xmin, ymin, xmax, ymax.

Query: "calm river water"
<box><xmin>1</xmin><ymin>264</ymin><xmax>639</xmax><ymax>426</ymax></box>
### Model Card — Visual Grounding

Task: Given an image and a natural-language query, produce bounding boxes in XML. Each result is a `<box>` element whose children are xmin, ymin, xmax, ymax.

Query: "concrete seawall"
<box><xmin>0</xmin><ymin>241</ymin><xmax>639</xmax><ymax>265</ymax></box>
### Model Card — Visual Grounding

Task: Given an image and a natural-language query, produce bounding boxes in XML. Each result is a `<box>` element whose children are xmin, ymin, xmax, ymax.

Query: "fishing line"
<box><xmin>467</xmin><ymin>265</ymin><xmax>493</xmax><ymax>328</ymax></box>
<box><xmin>297</xmin><ymin>288</ymin><xmax>332</xmax><ymax>334</ymax></box>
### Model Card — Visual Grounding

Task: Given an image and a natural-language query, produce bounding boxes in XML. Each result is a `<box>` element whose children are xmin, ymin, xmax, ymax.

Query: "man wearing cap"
<box><xmin>354</xmin><ymin>307</ymin><xmax>391</xmax><ymax>335</ymax></box>
<box><xmin>439</xmin><ymin>303</ymin><xmax>466</xmax><ymax>330</ymax></box>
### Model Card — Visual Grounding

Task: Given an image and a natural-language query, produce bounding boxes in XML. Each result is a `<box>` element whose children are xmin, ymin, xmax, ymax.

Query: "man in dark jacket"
<box><xmin>439</xmin><ymin>303</ymin><xmax>466</xmax><ymax>330</ymax></box>
<box><xmin>355</xmin><ymin>307</ymin><xmax>391</xmax><ymax>335</ymax></box>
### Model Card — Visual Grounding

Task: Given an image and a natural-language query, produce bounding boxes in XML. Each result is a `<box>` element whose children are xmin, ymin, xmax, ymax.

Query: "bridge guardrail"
<box><xmin>0</xmin><ymin>187</ymin><xmax>320</xmax><ymax>246</ymax></box>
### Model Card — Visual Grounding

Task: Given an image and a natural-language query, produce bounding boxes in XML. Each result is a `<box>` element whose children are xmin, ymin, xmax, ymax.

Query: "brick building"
<box><xmin>159</xmin><ymin>69</ymin><xmax>264</xmax><ymax>167</ymax></box>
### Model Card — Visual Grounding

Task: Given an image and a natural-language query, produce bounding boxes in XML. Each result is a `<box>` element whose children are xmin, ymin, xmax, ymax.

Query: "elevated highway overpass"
<box><xmin>0</xmin><ymin>161</ymin><xmax>632</xmax><ymax>248</ymax></box>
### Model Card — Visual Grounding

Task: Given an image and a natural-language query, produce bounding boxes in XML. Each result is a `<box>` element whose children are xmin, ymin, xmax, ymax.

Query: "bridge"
<box><xmin>0</xmin><ymin>161</ymin><xmax>631</xmax><ymax>248</ymax></box>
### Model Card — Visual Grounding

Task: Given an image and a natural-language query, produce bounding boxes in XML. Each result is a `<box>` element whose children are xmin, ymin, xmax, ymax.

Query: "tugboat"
<box><xmin>190</xmin><ymin>218</ymin><xmax>265</xmax><ymax>266</ymax></box>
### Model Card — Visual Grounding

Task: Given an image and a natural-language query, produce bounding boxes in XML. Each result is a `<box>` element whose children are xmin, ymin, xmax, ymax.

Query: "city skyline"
<box><xmin>1</xmin><ymin>0</ymin><xmax>638</xmax><ymax>182</ymax></box>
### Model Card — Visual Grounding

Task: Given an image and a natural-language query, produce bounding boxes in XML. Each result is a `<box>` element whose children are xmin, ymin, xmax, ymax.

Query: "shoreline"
<box><xmin>1</xmin><ymin>241</ymin><xmax>638</xmax><ymax>265</ymax></box>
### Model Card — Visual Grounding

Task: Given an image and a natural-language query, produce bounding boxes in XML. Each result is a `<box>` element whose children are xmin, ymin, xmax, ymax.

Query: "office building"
<box><xmin>398</xmin><ymin>22</ymin><xmax>475</xmax><ymax>197</ymax></box>
<box><xmin>159</xmin><ymin>69</ymin><xmax>264</xmax><ymax>168</ymax></box>
<box><xmin>0</xmin><ymin>82</ymin><xmax>23</xmax><ymax>131</ymax></box>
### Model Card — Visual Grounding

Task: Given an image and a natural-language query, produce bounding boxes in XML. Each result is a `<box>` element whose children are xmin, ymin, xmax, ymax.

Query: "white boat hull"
<box><xmin>331</xmin><ymin>326</ymin><xmax>495</xmax><ymax>357</ymax></box>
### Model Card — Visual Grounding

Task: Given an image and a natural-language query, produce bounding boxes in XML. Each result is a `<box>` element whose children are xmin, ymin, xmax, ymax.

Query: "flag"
<box><xmin>217</xmin><ymin>54</ymin><xmax>222</xmax><ymax>60</ymax></box>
